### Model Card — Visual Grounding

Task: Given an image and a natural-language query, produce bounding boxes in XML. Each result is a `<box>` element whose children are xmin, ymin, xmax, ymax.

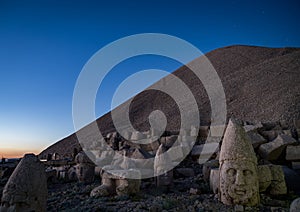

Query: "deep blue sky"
<box><xmin>1</xmin><ymin>0</ymin><xmax>300</xmax><ymax>157</ymax></box>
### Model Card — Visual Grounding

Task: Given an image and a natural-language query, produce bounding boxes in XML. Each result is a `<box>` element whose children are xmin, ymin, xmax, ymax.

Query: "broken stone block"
<box><xmin>290</xmin><ymin>197</ymin><xmax>300</xmax><ymax>212</ymax></box>
<box><xmin>243</xmin><ymin>122</ymin><xmax>263</xmax><ymax>133</ymax></box>
<box><xmin>282</xmin><ymin>129</ymin><xmax>292</xmax><ymax>137</ymax></box>
<box><xmin>268</xmin><ymin>165</ymin><xmax>287</xmax><ymax>195</ymax></box>
<box><xmin>247</xmin><ymin>131</ymin><xmax>267</xmax><ymax>148</ymax></box>
<box><xmin>259</xmin><ymin>130</ymin><xmax>279</xmax><ymax>141</ymax></box>
<box><xmin>257</xmin><ymin>165</ymin><xmax>272</xmax><ymax>192</ymax></box>
<box><xmin>258</xmin><ymin>134</ymin><xmax>297</xmax><ymax>161</ymax></box>
<box><xmin>209</xmin><ymin>168</ymin><xmax>219</xmax><ymax>194</ymax></box>
<box><xmin>202</xmin><ymin>159</ymin><xmax>219</xmax><ymax>182</ymax></box>
<box><xmin>154</xmin><ymin>144</ymin><xmax>173</xmax><ymax>188</ymax></box>
<box><xmin>0</xmin><ymin>154</ymin><xmax>47</xmax><ymax>212</ymax></box>
<box><xmin>286</xmin><ymin>145</ymin><xmax>300</xmax><ymax>161</ymax></box>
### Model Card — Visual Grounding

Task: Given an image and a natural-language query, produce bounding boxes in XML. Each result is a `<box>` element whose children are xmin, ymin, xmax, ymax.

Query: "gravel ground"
<box><xmin>46</xmin><ymin>174</ymin><xmax>296</xmax><ymax>212</ymax></box>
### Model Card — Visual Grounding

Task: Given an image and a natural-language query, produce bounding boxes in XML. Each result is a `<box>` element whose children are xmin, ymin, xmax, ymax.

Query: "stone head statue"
<box><xmin>219</xmin><ymin>119</ymin><xmax>259</xmax><ymax>206</ymax></box>
<box><xmin>0</xmin><ymin>154</ymin><xmax>47</xmax><ymax>212</ymax></box>
<box><xmin>75</xmin><ymin>151</ymin><xmax>95</xmax><ymax>183</ymax></box>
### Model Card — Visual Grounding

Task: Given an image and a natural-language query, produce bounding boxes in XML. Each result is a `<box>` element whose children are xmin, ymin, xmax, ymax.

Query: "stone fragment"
<box><xmin>219</xmin><ymin>118</ymin><xmax>260</xmax><ymax>206</ymax></box>
<box><xmin>286</xmin><ymin>145</ymin><xmax>300</xmax><ymax>161</ymax></box>
<box><xmin>68</xmin><ymin>166</ymin><xmax>77</xmax><ymax>182</ymax></box>
<box><xmin>290</xmin><ymin>197</ymin><xmax>300</xmax><ymax>212</ymax></box>
<box><xmin>268</xmin><ymin>165</ymin><xmax>287</xmax><ymax>195</ymax></box>
<box><xmin>154</xmin><ymin>144</ymin><xmax>173</xmax><ymax>188</ymax></box>
<box><xmin>259</xmin><ymin>130</ymin><xmax>278</xmax><ymax>141</ymax></box>
<box><xmin>243</xmin><ymin>122</ymin><xmax>263</xmax><ymax>133</ymax></box>
<box><xmin>258</xmin><ymin>134</ymin><xmax>297</xmax><ymax>161</ymax></box>
<box><xmin>247</xmin><ymin>131</ymin><xmax>267</xmax><ymax>148</ymax></box>
<box><xmin>0</xmin><ymin>154</ymin><xmax>47</xmax><ymax>212</ymax></box>
<box><xmin>257</xmin><ymin>165</ymin><xmax>272</xmax><ymax>192</ymax></box>
<box><xmin>75</xmin><ymin>151</ymin><xmax>95</xmax><ymax>183</ymax></box>
<box><xmin>189</xmin><ymin>188</ymin><xmax>198</xmax><ymax>195</ymax></box>
<box><xmin>202</xmin><ymin>159</ymin><xmax>219</xmax><ymax>182</ymax></box>
<box><xmin>209</xmin><ymin>168</ymin><xmax>219</xmax><ymax>194</ymax></box>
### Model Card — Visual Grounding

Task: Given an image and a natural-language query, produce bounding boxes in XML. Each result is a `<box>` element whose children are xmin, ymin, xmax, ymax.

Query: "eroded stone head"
<box><xmin>0</xmin><ymin>153</ymin><xmax>47</xmax><ymax>212</ymax></box>
<box><xmin>75</xmin><ymin>151</ymin><xmax>95</xmax><ymax>183</ymax></box>
<box><xmin>219</xmin><ymin>118</ymin><xmax>259</xmax><ymax>206</ymax></box>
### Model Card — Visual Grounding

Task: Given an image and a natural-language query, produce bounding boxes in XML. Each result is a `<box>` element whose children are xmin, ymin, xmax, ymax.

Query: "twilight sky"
<box><xmin>1</xmin><ymin>0</ymin><xmax>300</xmax><ymax>158</ymax></box>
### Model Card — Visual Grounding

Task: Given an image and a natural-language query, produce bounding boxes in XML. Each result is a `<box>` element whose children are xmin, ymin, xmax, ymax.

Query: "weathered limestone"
<box><xmin>290</xmin><ymin>197</ymin><xmax>300</xmax><ymax>212</ymax></box>
<box><xmin>247</xmin><ymin>131</ymin><xmax>267</xmax><ymax>148</ymax></box>
<box><xmin>202</xmin><ymin>159</ymin><xmax>219</xmax><ymax>182</ymax></box>
<box><xmin>90</xmin><ymin>169</ymin><xmax>141</xmax><ymax>197</ymax></box>
<box><xmin>210</xmin><ymin>164</ymin><xmax>287</xmax><ymax>196</ymax></box>
<box><xmin>219</xmin><ymin>119</ymin><xmax>260</xmax><ymax>206</ymax></box>
<box><xmin>243</xmin><ymin>122</ymin><xmax>263</xmax><ymax>133</ymax></box>
<box><xmin>75</xmin><ymin>151</ymin><xmax>95</xmax><ymax>183</ymax></box>
<box><xmin>154</xmin><ymin>144</ymin><xmax>173</xmax><ymax>188</ymax></box>
<box><xmin>0</xmin><ymin>154</ymin><xmax>47</xmax><ymax>212</ymax></box>
<box><xmin>259</xmin><ymin>130</ymin><xmax>278</xmax><ymax>141</ymax></box>
<box><xmin>286</xmin><ymin>145</ymin><xmax>300</xmax><ymax>161</ymax></box>
<box><xmin>68</xmin><ymin>166</ymin><xmax>77</xmax><ymax>182</ymax></box>
<box><xmin>257</xmin><ymin>165</ymin><xmax>287</xmax><ymax>195</ymax></box>
<box><xmin>258</xmin><ymin>134</ymin><xmax>297</xmax><ymax>161</ymax></box>
<box><xmin>210</xmin><ymin>168</ymin><xmax>219</xmax><ymax>194</ymax></box>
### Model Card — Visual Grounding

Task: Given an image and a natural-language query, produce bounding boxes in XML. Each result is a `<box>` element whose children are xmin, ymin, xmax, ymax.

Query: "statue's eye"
<box><xmin>243</xmin><ymin>170</ymin><xmax>253</xmax><ymax>176</ymax></box>
<box><xmin>227</xmin><ymin>168</ymin><xmax>236</xmax><ymax>176</ymax></box>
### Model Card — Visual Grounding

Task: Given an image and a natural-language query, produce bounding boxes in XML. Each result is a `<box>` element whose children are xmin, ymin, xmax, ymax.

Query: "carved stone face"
<box><xmin>76</xmin><ymin>164</ymin><xmax>95</xmax><ymax>183</ymax></box>
<box><xmin>220</xmin><ymin>160</ymin><xmax>259</xmax><ymax>206</ymax></box>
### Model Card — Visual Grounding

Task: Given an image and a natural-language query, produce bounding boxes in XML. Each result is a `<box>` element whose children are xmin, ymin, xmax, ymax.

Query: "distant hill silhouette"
<box><xmin>39</xmin><ymin>45</ymin><xmax>300</xmax><ymax>159</ymax></box>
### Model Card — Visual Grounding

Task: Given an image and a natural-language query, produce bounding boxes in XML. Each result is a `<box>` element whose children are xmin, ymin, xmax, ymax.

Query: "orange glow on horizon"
<box><xmin>0</xmin><ymin>148</ymin><xmax>40</xmax><ymax>159</ymax></box>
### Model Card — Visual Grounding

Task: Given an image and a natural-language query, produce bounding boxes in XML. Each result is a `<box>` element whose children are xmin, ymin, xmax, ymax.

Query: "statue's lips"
<box><xmin>234</xmin><ymin>188</ymin><xmax>246</xmax><ymax>195</ymax></box>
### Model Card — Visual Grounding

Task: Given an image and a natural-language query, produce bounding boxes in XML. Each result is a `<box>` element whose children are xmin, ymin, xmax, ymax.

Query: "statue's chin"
<box><xmin>228</xmin><ymin>188</ymin><xmax>253</xmax><ymax>204</ymax></box>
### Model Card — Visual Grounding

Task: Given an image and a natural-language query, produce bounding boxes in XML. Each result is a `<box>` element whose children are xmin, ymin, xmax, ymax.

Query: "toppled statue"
<box><xmin>0</xmin><ymin>154</ymin><xmax>47</xmax><ymax>212</ymax></box>
<box><xmin>75</xmin><ymin>151</ymin><xmax>95</xmax><ymax>183</ymax></box>
<box><xmin>219</xmin><ymin>118</ymin><xmax>260</xmax><ymax>206</ymax></box>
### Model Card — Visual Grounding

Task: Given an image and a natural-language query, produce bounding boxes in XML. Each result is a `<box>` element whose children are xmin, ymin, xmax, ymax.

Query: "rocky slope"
<box><xmin>39</xmin><ymin>45</ymin><xmax>300</xmax><ymax>158</ymax></box>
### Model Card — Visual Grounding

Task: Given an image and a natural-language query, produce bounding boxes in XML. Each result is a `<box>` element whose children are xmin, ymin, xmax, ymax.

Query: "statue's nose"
<box><xmin>235</xmin><ymin>171</ymin><xmax>246</xmax><ymax>186</ymax></box>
